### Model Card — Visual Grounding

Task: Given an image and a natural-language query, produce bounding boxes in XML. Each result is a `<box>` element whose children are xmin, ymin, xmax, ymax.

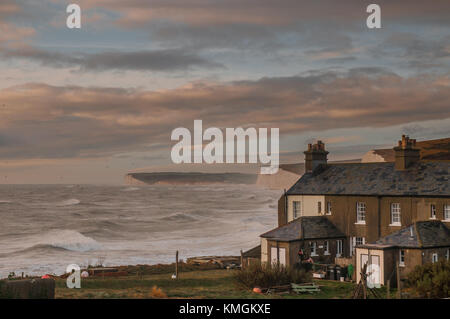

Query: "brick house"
<box><xmin>260</xmin><ymin>136</ymin><xmax>449</xmax><ymax>281</ymax></box>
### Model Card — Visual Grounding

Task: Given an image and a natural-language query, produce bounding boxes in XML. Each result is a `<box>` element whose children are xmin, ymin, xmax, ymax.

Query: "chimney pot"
<box><xmin>304</xmin><ymin>140</ymin><xmax>329</xmax><ymax>173</ymax></box>
<box><xmin>394</xmin><ymin>135</ymin><xmax>420</xmax><ymax>170</ymax></box>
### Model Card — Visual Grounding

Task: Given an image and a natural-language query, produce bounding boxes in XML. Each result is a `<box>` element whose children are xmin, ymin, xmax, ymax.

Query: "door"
<box><xmin>367</xmin><ymin>255</ymin><xmax>381</xmax><ymax>288</ymax></box>
<box><xmin>271</xmin><ymin>247</ymin><xmax>278</xmax><ymax>265</ymax></box>
<box><xmin>279</xmin><ymin>248</ymin><xmax>286</xmax><ymax>266</ymax></box>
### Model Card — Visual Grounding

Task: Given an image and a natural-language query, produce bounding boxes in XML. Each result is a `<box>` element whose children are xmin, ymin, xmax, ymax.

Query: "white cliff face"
<box><xmin>255</xmin><ymin>169</ymin><xmax>301</xmax><ymax>190</ymax></box>
<box><xmin>124</xmin><ymin>174</ymin><xmax>148</xmax><ymax>185</ymax></box>
<box><xmin>361</xmin><ymin>150</ymin><xmax>387</xmax><ymax>163</ymax></box>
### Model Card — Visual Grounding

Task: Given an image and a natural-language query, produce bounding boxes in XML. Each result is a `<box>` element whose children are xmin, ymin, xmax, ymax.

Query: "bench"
<box><xmin>291</xmin><ymin>283</ymin><xmax>321</xmax><ymax>294</ymax></box>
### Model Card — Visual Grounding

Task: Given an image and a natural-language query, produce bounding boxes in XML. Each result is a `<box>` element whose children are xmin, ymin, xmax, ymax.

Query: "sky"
<box><xmin>0</xmin><ymin>0</ymin><xmax>449</xmax><ymax>184</ymax></box>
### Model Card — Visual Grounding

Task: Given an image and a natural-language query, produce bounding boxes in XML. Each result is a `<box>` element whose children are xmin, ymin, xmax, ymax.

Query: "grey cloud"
<box><xmin>1</xmin><ymin>47</ymin><xmax>224</xmax><ymax>72</ymax></box>
<box><xmin>0</xmin><ymin>69</ymin><xmax>449</xmax><ymax>160</ymax></box>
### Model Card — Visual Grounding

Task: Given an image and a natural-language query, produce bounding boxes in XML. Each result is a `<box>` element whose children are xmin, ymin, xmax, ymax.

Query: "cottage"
<box><xmin>355</xmin><ymin>220</ymin><xmax>450</xmax><ymax>286</ymax></box>
<box><xmin>260</xmin><ymin>135</ymin><xmax>450</xmax><ymax>282</ymax></box>
<box><xmin>261</xmin><ymin>216</ymin><xmax>346</xmax><ymax>266</ymax></box>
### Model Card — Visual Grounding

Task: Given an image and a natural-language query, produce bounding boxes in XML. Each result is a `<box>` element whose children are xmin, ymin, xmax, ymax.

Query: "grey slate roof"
<box><xmin>369</xmin><ymin>221</ymin><xmax>450</xmax><ymax>248</ymax></box>
<box><xmin>243</xmin><ymin>245</ymin><xmax>261</xmax><ymax>258</ymax></box>
<box><xmin>287</xmin><ymin>162</ymin><xmax>449</xmax><ymax>197</ymax></box>
<box><xmin>260</xmin><ymin>216</ymin><xmax>345</xmax><ymax>242</ymax></box>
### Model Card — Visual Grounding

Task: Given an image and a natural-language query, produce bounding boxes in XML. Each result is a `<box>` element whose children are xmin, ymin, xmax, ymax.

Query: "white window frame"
<box><xmin>430</xmin><ymin>204</ymin><xmax>436</xmax><ymax>220</ymax></box>
<box><xmin>336</xmin><ymin>240</ymin><xmax>343</xmax><ymax>257</ymax></box>
<box><xmin>356</xmin><ymin>202</ymin><xmax>366</xmax><ymax>224</ymax></box>
<box><xmin>326</xmin><ymin>201</ymin><xmax>332</xmax><ymax>215</ymax></box>
<box><xmin>355</xmin><ymin>237</ymin><xmax>365</xmax><ymax>246</ymax></box>
<box><xmin>351</xmin><ymin>237</ymin><xmax>365</xmax><ymax>256</ymax></box>
<box><xmin>310</xmin><ymin>241</ymin><xmax>317</xmax><ymax>256</ymax></box>
<box><xmin>293</xmin><ymin>201</ymin><xmax>301</xmax><ymax>219</ymax></box>
<box><xmin>446</xmin><ymin>249</ymin><xmax>449</xmax><ymax>261</ymax></box>
<box><xmin>324</xmin><ymin>240</ymin><xmax>330</xmax><ymax>255</ymax></box>
<box><xmin>390</xmin><ymin>203</ymin><xmax>401</xmax><ymax>226</ymax></box>
<box><xmin>432</xmin><ymin>253</ymin><xmax>438</xmax><ymax>263</ymax></box>
<box><xmin>399</xmin><ymin>250</ymin><xmax>405</xmax><ymax>267</ymax></box>
<box><xmin>444</xmin><ymin>204</ymin><xmax>450</xmax><ymax>221</ymax></box>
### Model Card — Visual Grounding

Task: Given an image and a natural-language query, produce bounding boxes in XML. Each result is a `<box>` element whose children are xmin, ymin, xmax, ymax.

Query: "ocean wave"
<box><xmin>159</xmin><ymin>212</ymin><xmax>197</xmax><ymax>222</ymax></box>
<box><xmin>56</xmin><ymin>199</ymin><xmax>81</xmax><ymax>206</ymax></box>
<box><xmin>29</xmin><ymin>230</ymin><xmax>101</xmax><ymax>252</ymax></box>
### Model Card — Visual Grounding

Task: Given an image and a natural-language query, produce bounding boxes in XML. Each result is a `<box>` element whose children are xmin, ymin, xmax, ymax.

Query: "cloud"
<box><xmin>1</xmin><ymin>68</ymin><xmax>449</xmax><ymax>160</ymax></box>
<box><xmin>77</xmin><ymin>0</ymin><xmax>450</xmax><ymax>28</ymax></box>
<box><xmin>1</xmin><ymin>46</ymin><xmax>223</xmax><ymax>72</ymax></box>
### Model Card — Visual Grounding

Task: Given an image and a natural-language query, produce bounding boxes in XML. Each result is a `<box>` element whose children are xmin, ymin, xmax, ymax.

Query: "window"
<box><xmin>430</xmin><ymin>204</ymin><xmax>436</xmax><ymax>219</ymax></box>
<box><xmin>355</xmin><ymin>237</ymin><xmax>365</xmax><ymax>246</ymax></box>
<box><xmin>356</xmin><ymin>202</ymin><xmax>366</xmax><ymax>224</ymax></box>
<box><xmin>445</xmin><ymin>205</ymin><xmax>450</xmax><ymax>221</ymax></box>
<box><xmin>336</xmin><ymin>240</ymin><xmax>343</xmax><ymax>257</ymax></box>
<box><xmin>446</xmin><ymin>249</ymin><xmax>449</xmax><ymax>261</ymax></box>
<box><xmin>351</xmin><ymin>237</ymin><xmax>365</xmax><ymax>255</ymax></box>
<box><xmin>326</xmin><ymin>201</ymin><xmax>332</xmax><ymax>215</ymax></box>
<box><xmin>310</xmin><ymin>242</ymin><xmax>317</xmax><ymax>256</ymax></box>
<box><xmin>324</xmin><ymin>241</ymin><xmax>329</xmax><ymax>255</ymax></box>
<box><xmin>399</xmin><ymin>250</ymin><xmax>405</xmax><ymax>266</ymax></box>
<box><xmin>390</xmin><ymin>203</ymin><xmax>401</xmax><ymax>226</ymax></box>
<box><xmin>432</xmin><ymin>253</ymin><xmax>438</xmax><ymax>263</ymax></box>
<box><xmin>318</xmin><ymin>202</ymin><xmax>322</xmax><ymax>215</ymax></box>
<box><xmin>293</xmin><ymin>201</ymin><xmax>301</xmax><ymax>219</ymax></box>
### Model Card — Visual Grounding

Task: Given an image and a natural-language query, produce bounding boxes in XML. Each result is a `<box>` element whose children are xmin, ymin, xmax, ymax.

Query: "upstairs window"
<box><xmin>430</xmin><ymin>204</ymin><xmax>436</xmax><ymax>219</ymax></box>
<box><xmin>326</xmin><ymin>201</ymin><xmax>332</xmax><ymax>215</ymax></box>
<box><xmin>293</xmin><ymin>201</ymin><xmax>301</xmax><ymax>219</ymax></box>
<box><xmin>356</xmin><ymin>202</ymin><xmax>366</xmax><ymax>224</ymax></box>
<box><xmin>445</xmin><ymin>205</ymin><xmax>450</xmax><ymax>221</ymax></box>
<box><xmin>390</xmin><ymin>203</ymin><xmax>401</xmax><ymax>226</ymax></box>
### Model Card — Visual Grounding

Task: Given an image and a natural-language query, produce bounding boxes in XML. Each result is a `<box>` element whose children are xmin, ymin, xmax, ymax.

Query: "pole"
<box><xmin>396</xmin><ymin>263</ymin><xmax>401</xmax><ymax>299</ymax></box>
<box><xmin>240</xmin><ymin>250</ymin><xmax>244</xmax><ymax>270</ymax></box>
<box><xmin>176</xmin><ymin>250</ymin><xmax>179</xmax><ymax>279</ymax></box>
<box><xmin>387</xmin><ymin>279</ymin><xmax>390</xmax><ymax>299</ymax></box>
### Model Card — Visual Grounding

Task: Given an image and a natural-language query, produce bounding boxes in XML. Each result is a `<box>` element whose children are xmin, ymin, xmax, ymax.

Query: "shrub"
<box><xmin>150</xmin><ymin>286</ymin><xmax>167</xmax><ymax>298</ymax></box>
<box><xmin>234</xmin><ymin>263</ymin><xmax>311</xmax><ymax>289</ymax></box>
<box><xmin>406</xmin><ymin>260</ymin><xmax>450</xmax><ymax>298</ymax></box>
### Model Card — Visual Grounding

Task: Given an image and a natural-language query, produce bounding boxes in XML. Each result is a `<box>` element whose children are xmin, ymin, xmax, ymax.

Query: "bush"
<box><xmin>150</xmin><ymin>286</ymin><xmax>167</xmax><ymax>299</ymax></box>
<box><xmin>234</xmin><ymin>263</ymin><xmax>311</xmax><ymax>289</ymax></box>
<box><xmin>406</xmin><ymin>260</ymin><xmax>450</xmax><ymax>298</ymax></box>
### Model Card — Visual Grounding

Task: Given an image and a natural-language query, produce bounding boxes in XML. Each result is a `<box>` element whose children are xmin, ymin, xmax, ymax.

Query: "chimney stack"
<box><xmin>304</xmin><ymin>140</ymin><xmax>329</xmax><ymax>173</ymax></box>
<box><xmin>393</xmin><ymin>135</ymin><xmax>420</xmax><ymax>170</ymax></box>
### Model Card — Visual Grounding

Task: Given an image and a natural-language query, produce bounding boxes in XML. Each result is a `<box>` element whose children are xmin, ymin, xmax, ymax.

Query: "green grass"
<box><xmin>56</xmin><ymin>269</ymin><xmax>362</xmax><ymax>299</ymax></box>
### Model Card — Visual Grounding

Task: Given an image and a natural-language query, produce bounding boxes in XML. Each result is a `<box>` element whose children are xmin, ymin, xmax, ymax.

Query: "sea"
<box><xmin>0</xmin><ymin>184</ymin><xmax>280</xmax><ymax>278</ymax></box>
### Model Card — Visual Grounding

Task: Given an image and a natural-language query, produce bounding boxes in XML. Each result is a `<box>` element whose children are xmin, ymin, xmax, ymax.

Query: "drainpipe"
<box><xmin>377</xmin><ymin>196</ymin><xmax>381</xmax><ymax>240</ymax></box>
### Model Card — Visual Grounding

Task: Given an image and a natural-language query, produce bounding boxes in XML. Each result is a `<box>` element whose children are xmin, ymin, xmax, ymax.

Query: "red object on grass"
<box><xmin>41</xmin><ymin>274</ymin><xmax>50</xmax><ymax>279</ymax></box>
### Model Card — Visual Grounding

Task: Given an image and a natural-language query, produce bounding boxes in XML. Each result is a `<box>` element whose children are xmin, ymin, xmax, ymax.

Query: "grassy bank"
<box><xmin>55</xmin><ymin>268</ymin><xmax>360</xmax><ymax>299</ymax></box>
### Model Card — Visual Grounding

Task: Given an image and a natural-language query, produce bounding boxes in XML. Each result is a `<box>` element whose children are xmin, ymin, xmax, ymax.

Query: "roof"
<box><xmin>365</xmin><ymin>221</ymin><xmax>450</xmax><ymax>249</ymax></box>
<box><xmin>287</xmin><ymin>161</ymin><xmax>449</xmax><ymax>197</ymax></box>
<box><xmin>243</xmin><ymin>245</ymin><xmax>261</xmax><ymax>258</ymax></box>
<box><xmin>260</xmin><ymin>216</ymin><xmax>345</xmax><ymax>242</ymax></box>
<box><xmin>365</xmin><ymin>137</ymin><xmax>450</xmax><ymax>163</ymax></box>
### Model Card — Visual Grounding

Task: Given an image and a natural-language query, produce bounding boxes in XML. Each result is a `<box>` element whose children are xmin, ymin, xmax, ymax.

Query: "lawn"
<box><xmin>55</xmin><ymin>268</ymin><xmax>360</xmax><ymax>299</ymax></box>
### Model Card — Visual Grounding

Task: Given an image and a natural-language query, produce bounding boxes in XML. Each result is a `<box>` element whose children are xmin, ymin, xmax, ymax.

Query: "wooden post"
<box><xmin>240</xmin><ymin>250</ymin><xmax>244</xmax><ymax>270</ymax></box>
<box><xmin>396</xmin><ymin>263</ymin><xmax>401</xmax><ymax>299</ymax></box>
<box><xmin>175</xmin><ymin>250</ymin><xmax>179</xmax><ymax>279</ymax></box>
<box><xmin>386</xmin><ymin>279</ymin><xmax>390</xmax><ymax>299</ymax></box>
